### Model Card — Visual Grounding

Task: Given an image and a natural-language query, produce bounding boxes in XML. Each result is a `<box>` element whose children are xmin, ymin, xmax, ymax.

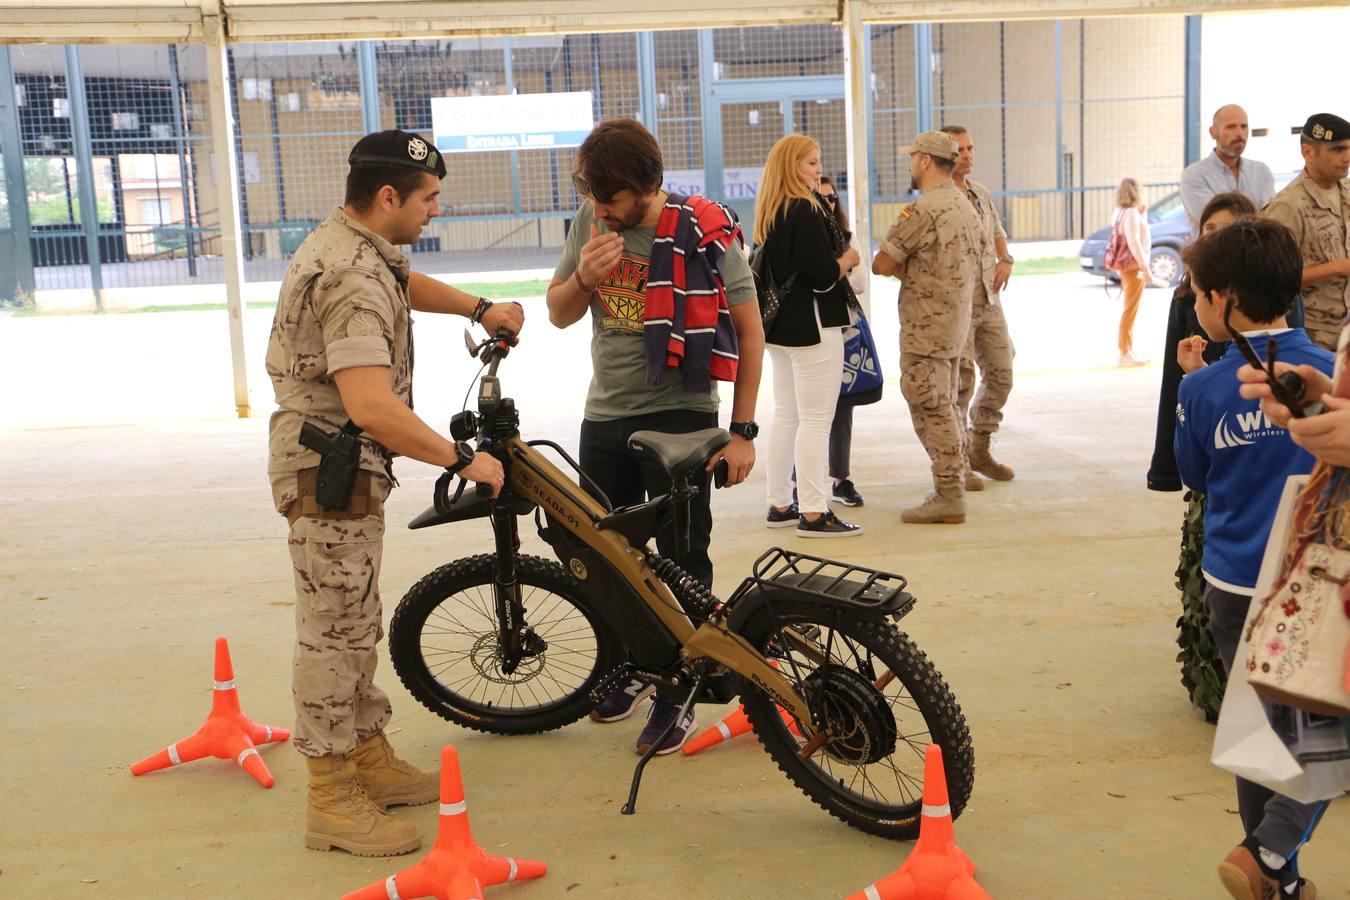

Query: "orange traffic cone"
<box><xmin>342</xmin><ymin>745</ymin><xmax>547</xmax><ymax>900</ymax></box>
<box><xmin>847</xmin><ymin>744</ymin><xmax>988</xmax><ymax>900</ymax></box>
<box><xmin>681</xmin><ymin>703</ymin><xmax>801</xmax><ymax>756</ymax></box>
<box><xmin>130</xmin><ymin>637</ymin><xmax>289</xmax><ymax>788</ymax></box>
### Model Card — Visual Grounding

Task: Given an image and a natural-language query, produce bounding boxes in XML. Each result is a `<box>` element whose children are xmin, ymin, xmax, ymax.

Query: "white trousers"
<box><xmin>766</xmin><ymin>326</ymin><xmax>846</xmax><ymax>515</ymax></box>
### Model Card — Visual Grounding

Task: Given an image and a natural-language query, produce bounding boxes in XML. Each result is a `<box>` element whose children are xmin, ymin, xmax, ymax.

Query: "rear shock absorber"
<box><xmin>646</xmin><ymin>554</ymin><xmax>722</xmax><ymax>620</ymax></box>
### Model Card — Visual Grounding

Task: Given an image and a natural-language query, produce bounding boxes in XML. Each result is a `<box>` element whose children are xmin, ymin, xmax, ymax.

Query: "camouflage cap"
<box><xmin>899</xmin><ymin>131</ymin><xmax>960</xmax><ymax>161</ymax></box>
<box><xmin>348</xmin><ymin>129</ymin><xmax>446</xmax><ymax>178</ymax></box>
<box><xmin>1301</xmin><ymin>113</ymin><xmax>1350</xmax><ymax>145</ymax></box>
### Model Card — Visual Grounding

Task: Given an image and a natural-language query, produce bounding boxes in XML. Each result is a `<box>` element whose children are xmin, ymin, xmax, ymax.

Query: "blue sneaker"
<box><xmin>635</xmin><ymin>698</ymin><xmax>695</xmax><ymax>756</ymax></box>
<box><xmin>589</xmin><ymin>676</ymin><xmax>655</xmax><ymax>723</ymax></box>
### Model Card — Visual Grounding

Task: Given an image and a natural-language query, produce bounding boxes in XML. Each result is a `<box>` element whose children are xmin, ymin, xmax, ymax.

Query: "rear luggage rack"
<box><xmin>727</xmin><ymin>547</ymin><xmax>915</xmax><ymax>615</ymax></box>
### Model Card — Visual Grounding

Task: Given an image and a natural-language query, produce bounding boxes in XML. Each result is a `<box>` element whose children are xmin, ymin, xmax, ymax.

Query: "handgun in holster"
<box><xmin>299</xmin><ymin>419</ymin><xmax>364</xmax><ymax>510</ymax></box>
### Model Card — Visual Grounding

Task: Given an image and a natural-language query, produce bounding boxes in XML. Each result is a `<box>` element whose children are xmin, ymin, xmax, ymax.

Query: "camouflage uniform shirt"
<box><xmin>881</xmin><ymin>180</ymin><xmax>986</xmax><ymax>359</ymax></box>
<box><xmin>266</xmin><ymin>207</ymin><xmax>413</xmax><ymax>478</ymax></box>
<box><xmin>1264</xmin><ymin>172</ymin><xmax>1350</xmax><ymax>350</ymax></box>
<box><xmin>962</xmin><ymin>178</ymin><xmax>1007</xmax><ymax>306</ymax></box>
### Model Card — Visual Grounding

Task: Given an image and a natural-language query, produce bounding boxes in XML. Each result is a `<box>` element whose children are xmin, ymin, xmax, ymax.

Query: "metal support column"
<box><xmin>842</xmin><ymin>0</ymin><xmax>872</xmax><ymax>259</ymax></box>
<box><xmin>357</xmin><ymin>42</ymin><xmax>380</xmax><ymax>134</ymax></box>
<box><xmin>167</xmin><ymin>44</ymin><xmax>198</xmax><ymax>278</ymax></box>
<box><xmin>697</xmin><ymin>29</ymin><xmax>722</xmax><ymax>201</ymax></box>
<box><xmin>204</xmin><ymin>13</ymin><xmax>251</xmax><ymax>417</ymax></box>
<box><xmin>913</xmin><ymin>25</ymin><xmax>933</xmax><ymax>134</ymax></box>
<box><xmin>1183</xmin><ymin>16</ymin><xmax>1203</xmax><ymax>167</ymax></box>
<box><xmin>503</xmin><ymin>37</ymin><xmax>522</xmax><ymax>216</ymax></box>
<box><xmin>0</xmin><ymin>46</ymin><xmax>35</xmax><ymax>304</ymax></box>
<box><xmin>64</xmin><ymin>46</ymin><xmax>103</xmax><ymax>312</ymax></box>
<box><xmin>1053</xmin><ymin>21</ymin><xmax>1064</xmax><ymax>192</ymax></box>
<box><xmin>636</xmin><ymin>31</ymin><xmax>658</xmax><ymax>130</ymax></box>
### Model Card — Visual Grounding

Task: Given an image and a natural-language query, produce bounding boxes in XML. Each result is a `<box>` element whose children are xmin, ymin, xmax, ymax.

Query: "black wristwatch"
<box><xmin>729</xmin><ymin>421</ymin><xmax>759</xmax><ymax>440</ymax></box>
<box><xmin>445</xmin><ymin>440</ymin><xmax>476</xmax><ymax>476</ymax></box>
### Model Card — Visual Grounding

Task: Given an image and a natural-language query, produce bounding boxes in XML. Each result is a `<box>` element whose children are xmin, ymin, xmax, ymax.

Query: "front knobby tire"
<box><xmin>388</xmin><ymin>554</ymin><xmax>622</xmax><ymax>735</ymax></box>
<box><xmin>737</xmin><ymin>599</ymin><xmax>974</xmax><ymax>840</ymax></box>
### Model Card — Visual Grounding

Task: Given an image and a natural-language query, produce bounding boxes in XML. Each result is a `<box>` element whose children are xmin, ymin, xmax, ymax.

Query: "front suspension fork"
<box><xmin>489</xmin><ymin>495</ymin><xmax>528</xmax><ymax>674</ymax></box>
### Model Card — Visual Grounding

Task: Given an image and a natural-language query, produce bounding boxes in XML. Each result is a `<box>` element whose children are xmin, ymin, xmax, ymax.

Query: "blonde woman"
<box><xmin>1110</xmin><ymin>177</ymin><xmax>1152</xmax><ymax>366</ymax></box>
<box><xmin>755</xmin><ymin>135</ymin><xmax>862</xmax><ymax>537</ymax></box>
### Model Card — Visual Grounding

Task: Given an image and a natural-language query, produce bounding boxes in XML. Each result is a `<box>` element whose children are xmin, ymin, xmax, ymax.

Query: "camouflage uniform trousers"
<box><xmin>272</xmin><ymin>472</ymin><xmax>394</xmax><ymax>759</ymax></box>
<box><xmin>900</xmin><ymin>353</ymin><xmax>966</xmax><ymax>490</ymax></box>
<box><xmin>957</xmin><ymin>297</ymin><xmax>1015</xmax><ymax>452</ymax></box>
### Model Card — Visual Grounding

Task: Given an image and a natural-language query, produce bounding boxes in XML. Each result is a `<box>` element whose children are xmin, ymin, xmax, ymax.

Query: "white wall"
<box><xmin>1201</xmin><ymin>8</ymin><xmax>1350</xmax><ymax>178</ymax></box>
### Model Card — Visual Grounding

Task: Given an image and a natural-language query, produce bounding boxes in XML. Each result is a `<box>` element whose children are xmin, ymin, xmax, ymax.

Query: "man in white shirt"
<box><xmin>1180</xmin><ymin>105</ymin><xmax>1276</xmax><ymax>227</ymax></box>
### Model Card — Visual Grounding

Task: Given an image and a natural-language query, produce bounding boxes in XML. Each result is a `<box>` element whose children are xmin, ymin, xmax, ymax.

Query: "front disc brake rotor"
<box><xmin>804</xmin><ymin>665</ymin><xmax>897</xmax><ymax>765</ymax></box>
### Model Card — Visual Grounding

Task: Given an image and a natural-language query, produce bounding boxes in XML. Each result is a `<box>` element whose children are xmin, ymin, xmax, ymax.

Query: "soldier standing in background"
<box><xmin>1263</xmin><ymin>113</ymin><xmax>1350</xmax><ymax>351</ymax></box>
<box><xmin>266</xmin><ymin>130</ymin><xmax>522</xmax><ymax>857</ymax></box>
<box><xmin>872</xmin><ymin>131</ymin><xmax>986</xmax><ymax>524</ymax></box>
<box><xmin>941</xmin><ymin>125</ymin><xmax>1016</xmax><ymax>485</ymax></box>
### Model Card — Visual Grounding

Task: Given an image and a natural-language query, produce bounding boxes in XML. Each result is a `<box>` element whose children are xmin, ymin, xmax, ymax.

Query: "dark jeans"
<box><xmin>579</xmin><ymin>408</ymin><xmax>718</xmax><ymax>589</ymax></box>
<box><xmin>829</xmin><ymin>398</ymin><xmax>854</xmax><ymax>480</ymax></box>
<box><xmin>1204</xmin><ymin>582</ymin><xmax>1328</xmax><ymax>860</ymax></box>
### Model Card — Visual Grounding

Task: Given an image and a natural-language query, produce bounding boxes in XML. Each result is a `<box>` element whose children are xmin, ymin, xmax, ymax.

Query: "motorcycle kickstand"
<box><xmin>620</xmin><ymin>672</ymin><xmax>705</xmax><ymax>816</ymax></box>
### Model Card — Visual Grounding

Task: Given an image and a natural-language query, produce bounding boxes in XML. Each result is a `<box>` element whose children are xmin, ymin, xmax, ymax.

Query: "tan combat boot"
<box><xmin>305</xmin><ymin>754</ymin><xmax>421</xmax><ymax>857</ymax></box>
<box><xmin>964</xmin><ymin>468</ymin><xmax>984</xmax><ymax>492</ymax></box>
<box><xmin>353</xmin><ymin>732</ymin><xmax>439</xmax><ymax>809</ymax></box>
<box><xmin>969</xmin><ymin>432</ymin><xmax>1014</xmax><ymax>481</ymax></box>
<box><xmin>901</xmin><ymin>485</ymin><xmax>966</xmax><ymax>524</ymax></box>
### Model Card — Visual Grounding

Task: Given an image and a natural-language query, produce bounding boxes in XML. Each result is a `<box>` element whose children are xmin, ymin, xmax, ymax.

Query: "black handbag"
<box><xmin>819</xmin><ymin>202</ymin><xmax>862</xmax><ymax>315</ymax></box>
<box><xmin>749</xmin><ymin>241</ymin><xmax>795</xmax><ymax>331</ymax></box>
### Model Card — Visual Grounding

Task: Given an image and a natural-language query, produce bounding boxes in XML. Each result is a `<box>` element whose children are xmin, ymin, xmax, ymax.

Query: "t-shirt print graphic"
<box><xmin>596</xmin><ymin>254</ymin><xmax>650</xmax><ymax>334</ymax></box>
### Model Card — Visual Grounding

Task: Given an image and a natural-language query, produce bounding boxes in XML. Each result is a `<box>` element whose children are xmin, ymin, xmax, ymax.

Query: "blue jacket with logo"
<box><xmin>1174</xmin><ymin>329</ymin><xmax>1334</xmax><ymax>594</ymax></box>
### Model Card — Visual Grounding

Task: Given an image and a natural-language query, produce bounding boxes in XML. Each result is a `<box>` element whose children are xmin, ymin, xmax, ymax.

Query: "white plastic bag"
<box><xmin>1211</xmin><ymin>475</ymin><xmax>1350</xmax><ymax>802</ymax></box>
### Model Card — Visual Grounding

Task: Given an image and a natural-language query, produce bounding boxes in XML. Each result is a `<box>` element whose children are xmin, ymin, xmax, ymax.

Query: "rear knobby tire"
<box><xmin>737</xmin><ymin>599</ymin><xmax>974</xmax><ymax>840</ymax></box>
<box><xmin>388</xmin><ymin>553</ymin><xmax>622</xmax><ymax>735</ymax></box>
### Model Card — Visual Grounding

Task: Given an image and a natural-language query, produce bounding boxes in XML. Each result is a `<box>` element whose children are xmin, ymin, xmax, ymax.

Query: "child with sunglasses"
<box><xmin>1173</xmin><ymin>217</ymin><xmax>1333</xmax><ymax>900</ymax></box>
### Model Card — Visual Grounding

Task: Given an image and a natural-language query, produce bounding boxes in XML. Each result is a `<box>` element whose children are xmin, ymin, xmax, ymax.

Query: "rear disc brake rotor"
<box><xmin>804</xmin><ymin>664</ymin><xmax>897</xmax><ymax>765</ymax></box>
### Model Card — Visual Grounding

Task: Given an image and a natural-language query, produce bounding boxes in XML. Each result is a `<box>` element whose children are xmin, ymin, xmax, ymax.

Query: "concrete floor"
<box><xmin>3</xmin><ymin>275</ymin><xmax>1347</xmax><ymax>898</ymax></box>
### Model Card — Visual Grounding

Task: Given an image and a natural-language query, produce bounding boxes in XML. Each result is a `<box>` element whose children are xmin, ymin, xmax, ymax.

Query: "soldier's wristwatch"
<box><xmin>730</xmin><ymin>421</ymin><xmax>759</xmax><ymax>441</ymax></box>
<box><xmin>445</xmin><ymin>440</ymin><xmax>476</xmax><ymax>476</ymax></box>
<box><xmin>998</xmin><ymin>254</ymin><xmax>1015</xmax><ymax>265</ymax></box>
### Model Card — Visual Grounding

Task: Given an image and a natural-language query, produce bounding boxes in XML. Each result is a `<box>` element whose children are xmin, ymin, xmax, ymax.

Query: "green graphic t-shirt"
<box><xmin>553</xmin><ymin>200</ymin><xmax>755</xmax><ymax>421</ymax></box>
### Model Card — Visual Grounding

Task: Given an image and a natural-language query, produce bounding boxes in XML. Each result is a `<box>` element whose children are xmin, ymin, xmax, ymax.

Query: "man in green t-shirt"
<box><xmin>546</xmin><ymin>118</ymin><xmax>764</xmax><ymax>756</ymax></box>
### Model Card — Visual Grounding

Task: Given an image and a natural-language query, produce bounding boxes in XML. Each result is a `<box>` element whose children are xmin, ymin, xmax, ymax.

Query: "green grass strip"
<box><xmin>11</xmin><ymin>279</ymin><xmax>553</xmax><ymax>316</ymax></box>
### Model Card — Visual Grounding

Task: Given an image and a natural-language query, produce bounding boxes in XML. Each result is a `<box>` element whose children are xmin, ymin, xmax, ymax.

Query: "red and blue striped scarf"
<box><xmin>644</xmin><ymin>193</ymin><xmax>743</xmax><ymax>391</ymax></box>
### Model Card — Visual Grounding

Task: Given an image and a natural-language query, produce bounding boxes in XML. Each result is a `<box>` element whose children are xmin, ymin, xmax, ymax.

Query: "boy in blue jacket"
<box><xmin>1174</xmin><ymin>217</ymin><xmax>1333</xmax><ymax>900</ymax></box>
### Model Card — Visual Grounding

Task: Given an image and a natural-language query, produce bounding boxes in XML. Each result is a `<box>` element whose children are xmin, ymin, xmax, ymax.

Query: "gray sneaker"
<box><xmin>589</xmin><ymin>677</ymin><xmax>655</xmax><ymax>723</ymax></box>
<box><xmin>635</xmin><ymin>699</ymin><xmax>696</xmax><ymax>756</ymax></box>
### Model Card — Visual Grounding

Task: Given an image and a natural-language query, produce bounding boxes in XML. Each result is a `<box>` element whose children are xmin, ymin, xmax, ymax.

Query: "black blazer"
<box><xmin>761</xmin><ymin>197</ymin><xmax>852</xmax><ymax>347</ymax></box>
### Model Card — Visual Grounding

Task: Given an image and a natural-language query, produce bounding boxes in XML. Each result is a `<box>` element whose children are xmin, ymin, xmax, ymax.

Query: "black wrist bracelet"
<box><xmin>471</xmin><ymin>297</ymin><xmax>492</xmax><ymax>324</ymax></box>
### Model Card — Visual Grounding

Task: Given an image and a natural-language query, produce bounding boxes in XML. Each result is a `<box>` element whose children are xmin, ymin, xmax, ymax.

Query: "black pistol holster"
<box><xmin>298</xmin><ymin>419</ymin><xmax>364</xmax><ymax>510</ymax></box>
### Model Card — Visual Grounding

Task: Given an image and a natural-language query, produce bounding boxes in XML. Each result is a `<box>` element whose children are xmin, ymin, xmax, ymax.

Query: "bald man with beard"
<box><xmin>1181</xmin><ymin>104</ymin><xmax>1276</xmax><ymax>227</ymax></box>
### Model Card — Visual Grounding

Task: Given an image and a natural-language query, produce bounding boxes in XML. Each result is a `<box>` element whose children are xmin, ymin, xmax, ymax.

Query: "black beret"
<box><xmin>1301</xmin><ymin>113</ymin><xmax>1350</xmax><ymax>144</ymax></box>
<box><xmin>348</xmin><ymin>129</ymin><xmax>447</xmax><ymax>179</ymax></box>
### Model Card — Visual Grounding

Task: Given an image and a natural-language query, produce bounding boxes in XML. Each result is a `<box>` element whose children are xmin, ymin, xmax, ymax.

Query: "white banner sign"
<box><xmin>431</xmin><ymin>91</ymin><xmax>594</xmax><ymax>153</ymax></box>
<box><xmin>663</xmin><ymin>167</ymin><xmax>764</xmax><ymax>199</ymax></box>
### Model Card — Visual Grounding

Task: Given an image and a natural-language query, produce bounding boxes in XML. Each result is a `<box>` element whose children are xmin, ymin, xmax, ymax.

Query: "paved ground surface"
<box><xmin>3</xmin><ymin>270</ymin><xmax>1347</xmax><ymax>898</ymax></box>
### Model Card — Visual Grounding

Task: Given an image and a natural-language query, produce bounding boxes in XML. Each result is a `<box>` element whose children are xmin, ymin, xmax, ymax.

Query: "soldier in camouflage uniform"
<box><xmin>267</xmin><ymin>129</ymin><xmax>521</xmax><ymax>857</ymax></box>
<box><xmin>1263</xmin><ymin>113</ymin><xmax>1350</xmax><ymax>352</ymax></box>
<box><xmin>941</xmin><ymin>126</ymin><xmax>1016</xmax><ymax>486</ymax></box>
<box><xmin>872</xmin><ymin>131</ymin><xmax>986</xmax><ymax>524</ymax></box>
